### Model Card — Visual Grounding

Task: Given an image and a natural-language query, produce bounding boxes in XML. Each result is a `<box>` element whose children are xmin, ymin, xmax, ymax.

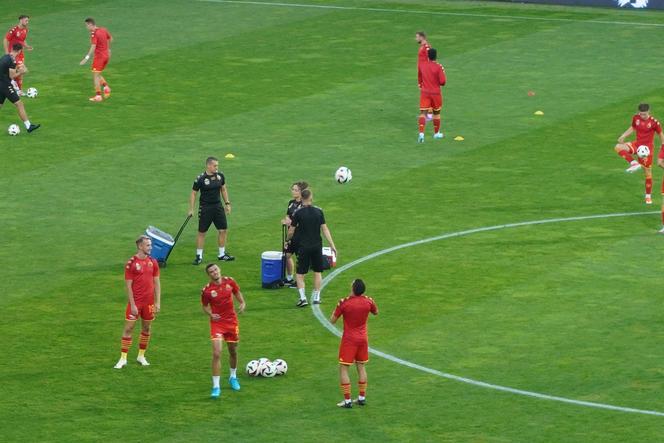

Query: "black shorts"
<box><xmin>285</xmin><ymin>240</ymin><xmax>298</xmax><ymax>254</ymax></box>
<box><xmin>296</xmin><ymin>245</ymin><xmax>325</xmax><ymax>274</ymax></box>
<box><xmin>198</xmin><ymin>204</ymin><xmax>227</xmax><ymax>232</ymax></box>
<box><xmin>0</xmin><ymin>82</ymin><xmax>19</xmax><ymax>105</ymax></box>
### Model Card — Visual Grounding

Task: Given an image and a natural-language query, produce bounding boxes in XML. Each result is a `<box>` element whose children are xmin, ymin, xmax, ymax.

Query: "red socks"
<box><xmin>418</xmin><ymin>116</ymin><xmax>426</xmax><ymax>133</ymax></box>
<box><xmin>341</xmin><ymin>383</ymin><xmax>351</xmax><ymax>400</ymax></box>
<box><xmin>139</xmin><ymin>332</ymin><xmax>151</xmax><ymax>351</ymax></box>
<box><xmin>433</xmin><ymin>117</ymin><xmax>440</xmax><ymax>133</ymax></box>
<box><xmin>646</xmin><ymin>178</ymin><xmax>653</xmax><ymax>195</ymax></box>
<box><xmin>618</xmin><ymin>150</ymin><xmax>634</xmax><ymax>163</ymax></box>
<box><xmin>358</xmin><ymin>381</ymin><xmax>367</xmax><ymax>397</ymax></box>
<box><xmin>121</xmin><ymin>336</ymin><xmax>132</xmax><ymax>354</ymax></box>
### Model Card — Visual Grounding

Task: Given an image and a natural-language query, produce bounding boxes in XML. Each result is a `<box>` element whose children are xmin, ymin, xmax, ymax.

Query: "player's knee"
<box><xmin>614</xmin><ymin>145</ymin><xmax>626</xmax><ymax>153</ymax></box>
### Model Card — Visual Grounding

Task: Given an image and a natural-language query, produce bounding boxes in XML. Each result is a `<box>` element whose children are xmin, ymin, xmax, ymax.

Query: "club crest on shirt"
<box><xmin>211</xmin><ymin>290</ymin><xmax>218</xmax><ymax>298</ymax></box>
<box><xmin>147</xmin><ymin>261</ymin><xmax>153</xmax><ymax>267</ymax></box>
<box><xmin>204</xmin><ymin>178</ymin><xmax>210</xmax><ymax>185</ymax></box>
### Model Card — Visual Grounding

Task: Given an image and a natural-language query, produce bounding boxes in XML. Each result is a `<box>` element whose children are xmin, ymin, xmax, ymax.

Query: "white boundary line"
<box><xmin>199</xmin><ymin>0</ymin><xmax>664</xmax><ymax>28</ymax></box>
<box><xmin>312</xmin><ymin>210</ymin><xmax>664</xmax><ymax>417</ymax></box>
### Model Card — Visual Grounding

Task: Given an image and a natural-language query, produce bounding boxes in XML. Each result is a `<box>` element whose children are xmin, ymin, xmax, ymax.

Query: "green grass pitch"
<box><xmin>2</xmin><ymin>0</ymin><xmax>664</xmax><ymax>441</ymax></box>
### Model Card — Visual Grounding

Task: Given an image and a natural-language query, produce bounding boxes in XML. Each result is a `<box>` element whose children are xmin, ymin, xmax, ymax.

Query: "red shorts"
<box><xmin>92</xmin><ymin>55</ymin><xmax>109</xmax><ymax>72</ymax></box>
<box><xmin>627</xmin><ymin>142</ymin><xmax>653</xmax><ymax>167</ymax></box>
<box><xmin>420</xmin><ymin>92</ymin><xmax>442</xmax><ymax>112</ymax></box>
<box><xmin>210</xmin><ymin>321</ymin><xmax>239</xmax><ymax>342</ymax></box>
<box><xmin>125</xmin><ymin>302</ymin><xmax>155</xmax><ymax>321</ymax></box>
<box><xmin>338</xmin><ymin>337</ymin><xmax>369</xmax><ymax>365</ymax></box>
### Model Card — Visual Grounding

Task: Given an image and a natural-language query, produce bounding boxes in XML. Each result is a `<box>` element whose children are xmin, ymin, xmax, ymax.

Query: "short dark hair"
<box><xmin>206</xmin><ymin>156</ymin><xmax>218</xmax><ymax>164</ymax></box>
<box><xmin>427</xmin><ymin>48</ymin><xmax>437</xmax><ymax>61</ymax></box>
<box><xmin>416</xmin><ymin>31</ymin><xmax>426</xmax><ymax>38</ymax></box>
<box><xmin>352</xmin><ymin>279</ymin><xmax>366</xmax><ymax>296</ymax></box>
<box><xmin>293</xmin><ymin>181</ymin><xmax>309</xmax><ymax>191</ymax></box>
<box><xmin>85</xmin><ymin>17</ymin><xmax>96</xmax><ymax>25</ymax></box>
<box><xmin>638</xmin><ymin>103</ymin><xmax>650</xmax><ymax>112</ymax></box>
<box><xmin>301</xmin><ymin>189</ymin><xmax>312</xmax><ymax>200</ymax></box>
<box><xmin>18</xmin><ymin>15</ymin><xmax>29</xmax><ymax>21</ymax></box>
<box><xmin>135</xmin><ymin>235</ymin><xmax>150</xmax><ymax>247</ymax></box>
<box><xmin>11</xmin><ymin>43</ymin><xmax>23</xmax><ymax>52</ymax></box>
<box><xmin>205</xmin><ymin>263</ymin><xmax>218</xmax><ymax>273</ymax></box>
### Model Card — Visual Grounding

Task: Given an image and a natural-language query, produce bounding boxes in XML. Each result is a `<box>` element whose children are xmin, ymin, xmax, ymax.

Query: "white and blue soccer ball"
<box><xmin>8</xmin><ymin>124</ymin><xmax>20</xmax><ymax>136</ymax></box>
<box><xmin>26</xmin><ymin>87</ymin><xmax>38</xmax><ymax>98</ymax></box>
<box><xmin>636</xmin><ymin>145</ymin><xmax>650</xmax><ymax>159</ymax></box>
<box><xmin>245</xmin><ymin>359</ymin><xmax>260</xmax><ymax>376</ymax></box>
<box><xmin>272</xmin><ymin>359</ymin><xmax>288</xmax><ymax>376</ymax></box>
<box><xmin>257</xmin><ymin>357</ymin><xmax>271</xmax><ymax>372</ymax></box>
<box><xmin>261</xmin><ymin>362</ymin><xmax>277</xmax><ymax>378</ymax></box>
<box><xmin>335</xmin><ymin>166</ymin><xmax>352</xmax><ymax>184</ymax></box>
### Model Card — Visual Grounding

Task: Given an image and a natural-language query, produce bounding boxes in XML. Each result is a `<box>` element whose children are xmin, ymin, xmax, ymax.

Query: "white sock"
<box><xmin>219</xmin><ymin>247</ymin><xmax>225</xmax><ymax>257</ymax></box>
<box><xmin>229</xmin><ymin>368</ymin><xmax>237</xmax><ymax>378</ymax></box>
<box><xmin>312</xmin><ymin>290</ymin><xmax>320</xmax><ymax>300</ymax></box>
<box><xmin>212</xmin><ymin>376</ymin><xmax>220</xmax><ymax>388</ymax></box>
<box><xmin>646</xmin><ymin>194</ymin><xmax>651</xmax><ymax>198</ymax></box>
<box><xmin>196</xmin><ymin>248</ymin><xmax>203</xmax><ymax>257</ymax></box>
<box><xmin>23</xmin><ymin>120</ymin><xmax>31</xmax><ymax>129</ymax></box>
<box><xmin>298</xmin><ymin>288</ymin><xmax>306</xmax><ymax>300</ymax></box>
<box><xmin>419</xmin><ymin>132</ymin><xmax>424</xmax><ymax>137</ymax></box>
<box><xmin>286</xmin><ymin>274</ymin><xmax>293</xmax><ymax>280</ymax></box>
<box><xmin>358</xmin><ymin>395</ymin><xmax>365</xmax><ymax>401</ymax></box>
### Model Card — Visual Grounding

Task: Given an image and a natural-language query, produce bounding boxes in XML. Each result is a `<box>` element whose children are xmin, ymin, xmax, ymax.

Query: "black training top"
<box><xmin>0</xmin><ymin>54</ymin><xmax>16</xmax><ymax>85</ymax></box>
<box><xmin>286</xmin><ymin>199</ymin><xmax>302</xmax><ymax>218</ymax></box>
<box><xmin>291</xmin><ymin>205</ymin><xmax>326</xmax><ymax>248</ymax></box>
<box><xmin>192</xmin><ymin>171</ymin><xmax>225</xmax><ymax>206</ymax></box>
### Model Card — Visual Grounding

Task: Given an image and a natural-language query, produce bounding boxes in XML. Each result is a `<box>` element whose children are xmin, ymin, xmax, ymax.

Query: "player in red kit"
<box><xmin>415</xmin><ymin>31</ymin><xmax>432</xmax><ymax>121</ymax></box>
<box><xmin>3</xmin><ymin>15</ymin><xmax>32</xmax><ymax>95</ymax></box>
<box><xmin>330</xmin><ymin>279</ymin><xmax>378</xmax><ymax>408</ymax></box>
<box><xmin>201</xmin><ymin>263</ymin><xmax>246</xmax><ymax>399</ymax></box>
<box><xmin>79</xmin><ymin>17</ymin><xmax>112</xmax><ymax>102</ymax></box>
<box><xmin>614</xmin><ymin>103</ymin><xmax>664</xmax><ymax>205</ymax></box>
<box><xmin>114</xmin><ymin>235</ymin><xmax>161</xmax><ymax>369</ymax></box>
<box><xmin>417</xmin><ymin>48</ymin><xmax>446</xmax><ymax>143</ymax></box>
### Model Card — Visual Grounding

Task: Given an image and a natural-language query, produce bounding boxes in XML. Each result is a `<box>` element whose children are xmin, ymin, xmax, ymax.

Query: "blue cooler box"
<box><xmin>261</xmin><ymin>251</ymin><xmax>283</xmax><ymax>288</ymax></box>
<box><xmin>146</xmin><ymin>226</ymin><xmax>175</xmax><ymax>263</ymax></box>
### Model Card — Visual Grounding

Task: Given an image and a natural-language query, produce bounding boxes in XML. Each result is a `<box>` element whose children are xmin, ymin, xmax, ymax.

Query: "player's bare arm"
<box><xmin>188</xmin><ymin>189</ymin><xmax>197</xmax><ymax>217</ymax></box>
<box><xmin>234</xmin><ymin>290</ymin><xmax>246</xmax><ymax>314</ymax></box>
<box><xmin>618</xmin><ymin>126</ymin><xmax>633</xmax><ymax>144</ymax></box>
<box><xmin>80</xmin><ymin>44</ymin><xmax>95</xmax><ymax>65</ymax></box>
<box><xmin>221</xmin><ymin>185</ymin><xmax>231</xmax><ymax>215</ymax></box>
<box><xmin>153</xmin><ymin>277</ymin><xmax>161</xmax><ymax>313</ymax></box>
<box><xmin>125</xmin><ymin>280</ymin><xmax>138</xmax><ymax>316</ymax></box>
<box><xmin>322</xmin><ymin>224</ymin><xmax>337</xmax><ymax>256</ymax></box>
<box><xmin>330</xmin><ymin>312</ymin><xmax>340</xmax><ymax>324</ymax></box>
<box><xmin>285</xmin><ymin>226</ymin><xmax>295</xmax><ymax>249</ymax></box>
<box><xmin>202</xmin><ymin>303</ymin><xmax>221</xmax><ymax>321</ymax></box>
<box><xmin>2</xmin><ymin>37</ymin><xmax>8</xmax><ymax>54</ymax></box>
<box><xmin>9</xmin><ymin>65</ymin><xmax>26</xmax><ymax>79</ymax></box>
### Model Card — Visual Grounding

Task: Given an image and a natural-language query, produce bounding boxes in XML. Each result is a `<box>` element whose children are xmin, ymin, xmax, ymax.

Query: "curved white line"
<box><xmin>313</xmin><ymin>211</ymin><xmax>664</xmax><ymax>417</ymax></box>
<box><xmin>200</xmin><ymin>0</ymin><xmax>664</xmax><ymax>28</ymax></box>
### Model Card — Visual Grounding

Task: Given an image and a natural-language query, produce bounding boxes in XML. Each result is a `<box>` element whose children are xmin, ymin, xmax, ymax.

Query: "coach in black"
<box><xmin>188</xmin><ymin>156</ymin><xmax>234</xmax><ymax>265</ymax></box>
<box><xmin>0</xmin><ymin>43</ymin><xmax>39</xmax><ymax>132</ymax></box>
<box><xmin>287</xmin><ymin>189</ymin><xmax>337</xmax><ymax>307</ymax></box>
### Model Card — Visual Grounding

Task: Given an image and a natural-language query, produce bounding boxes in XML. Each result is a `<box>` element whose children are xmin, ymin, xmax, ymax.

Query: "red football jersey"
<box><xmin>632</xmin><ymin>114</ymin><xmax>662</xmax><ymax>147</ymax></box>
<box><xmin>418</xmin><ymin>60</ymin><xmax>446</xmax><ymax>95</ymax></box>
<box><xmin>334</xmin><ymin>295</ymin><xmax>378</xmax><ymax>342</ymax></box>
<box><xmin>417</xmin><ymin>41</ymin><xmax>431</xmax><ymax>67</ymax></box>
<box><xmin>201</xmin><ymin>277</ymin><xmax>240</xmax><ymax>324</ymax></box>
<box><xmin>91</xmin><ymin>27</ymin><xmax>112</xmax><ymax>56</ymax></box>
<box><xmin>5</xmin><ymin>25</ymin><xmax>28</xmax><ymax>48</ymax></box>
<box><xmin>124</xmin><ymin>255</ymin><xmax>160</xmax><ymax>304</ymax></box>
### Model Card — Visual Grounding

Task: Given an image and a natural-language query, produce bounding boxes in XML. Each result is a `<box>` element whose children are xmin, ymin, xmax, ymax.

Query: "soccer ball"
<box><xmin>636</xmin><ymin>145</ymin><xmax>650</xmax><ymax>159</ymax></box>
<box><xmin>261</xmin><ymin>362</ymin><xmax>277</xmax><ymax>378</ymax></box>
<box><xmin>335</xmin><ymin>166</ymin><xmax>352</xmax><ymax>184</ymax></box>
<box><xmin>245</xmin><ymin>359</ymin><xmax>260</xmax><ymax>376</ymax></box>
<box><xmin>272</xmin><ymin>359</ymin><xmax>288</xmax><ymax>376</ymax></box>
<box><xmin>257</xmin><ymin>357</ymin><xmax>271</xmax><ymax>372</ymax></box>
<box><xmin>26</xmin><ymin>87</ymin><xmax>38</xmax><ymax>98</ymax></box>
<box><xmin>8</xmin><ymin>124</ymin><xmax>20</xmax><ymax>136</ymax></box>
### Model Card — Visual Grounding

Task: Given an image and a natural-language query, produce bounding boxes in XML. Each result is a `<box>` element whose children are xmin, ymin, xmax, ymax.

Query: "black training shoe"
<box><xmin>296</xmin><ymin>299</ymin><xmax>309</xmax><ymax>308</ymax></box>
<box><xmin>218</xmin><ymin>253</ymin><xmax>235</xmax><ymax>261</ymax></box>
<box><xmin>312</xmin><ymin>298</ymin><xmax>321</xmax><ymax>305</ymax></box>
<box><xmin>192</xmin><ymin>255</ymin><xmax>202</xmax><ymax>265</ymax></box>
<box><xmin>355</xmin><ymin>398</ymin><xmax>366</xmax><ymax>406</ymax></box>
<box><xmin>336</xmin><ymin>400</ymin><xmax>352</xmax><ymax>409</ymax></box>
<box><xmin>27</xmin><ymin>123</ymin><xmax>40</xmax><ymax>133</ymax></box>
